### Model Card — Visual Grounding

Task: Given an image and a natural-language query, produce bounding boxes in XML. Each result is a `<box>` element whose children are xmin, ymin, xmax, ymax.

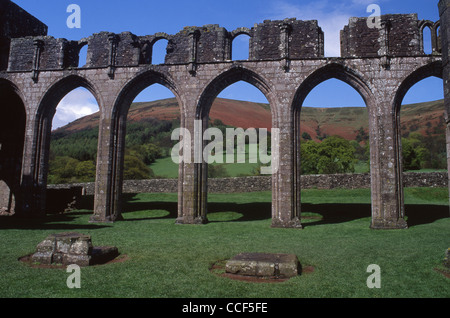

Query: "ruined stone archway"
<box><xmin>393</xmin><ymin>60</ymin><xmax>444</xmax><ymax>222</ymax></box>
<box><xmin>197</xmin><ymin>66</ymin><xmax>277</xmax><ymax>119</ymax></box>
<box><xmin>291</xmin><ymin>62</ymin><xmax>374</xmax><ymax>227</ymax></box>
<box><xmin>0</xmin><ymin>79</ymin><xmax>26</xmax><ymax>215</ymax></box>
<box><xmin>177</xmin><ymin>66</ymin><xmax>278</xmax><ymax>224</ymax></box>
<box><xmin>394</xmin><ymin>61</ymin><xmax>443</xmax><ymax>109</ymax></box>
<box><xmin>91</xmin><ymin>69</ymin><xmax>182</xmax><ymax>222</ymax></box>
<box><xmin>34</xmin><ymin>75</ymin><xmax>102</xmax><ymax>216</ymax></box>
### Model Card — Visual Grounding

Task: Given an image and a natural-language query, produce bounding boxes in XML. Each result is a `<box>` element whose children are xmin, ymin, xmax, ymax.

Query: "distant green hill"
<box><xmin>54</xmin><ymin>98</ymin><xmax>445</xmax><ymax>142</ymax></box>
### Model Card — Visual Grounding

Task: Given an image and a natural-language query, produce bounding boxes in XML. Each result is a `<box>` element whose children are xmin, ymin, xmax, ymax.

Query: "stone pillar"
<box><xmin>270</xmin><ymin>92</ymin><xmax>302</xmax><ymax>229</ymax></box>
<box><xmin>439</xmin><ymin>0</ymin><xmax>450</xmax><ymax>209</ymax></box>
<box><xmin>19</xmin><ymin>111</ymin><xmax>51</xmax><ymax>218</ymax></box>
<box><xmin>369</xmin><ymin>93</ymin><xmax>407</xmax><ymax>229</ymax></box>
<box><xmin>18</xmin><ymin>113</ymin><xmax>37</xmax><ymax>217</ymax></box>
<box><xmin>7</xmin><ymin>96</ymin><xmax>35</xmax><ymax>217</ymax></box>
<box><xmin>176</xmin><ymin>113</ymin><xmax>208</xmax><ymax>224</ymax></box>
<box><xmin>90</xmin><ymin>110</ymin><xmax>123</xmax><ymax>223</ymax></box>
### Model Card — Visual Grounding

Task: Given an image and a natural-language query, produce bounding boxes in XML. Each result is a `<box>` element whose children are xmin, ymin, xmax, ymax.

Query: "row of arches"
<box><xmin>0</xmin><ymin>60</ymin><xmax>445</xmax><ymax>228</ymax></box>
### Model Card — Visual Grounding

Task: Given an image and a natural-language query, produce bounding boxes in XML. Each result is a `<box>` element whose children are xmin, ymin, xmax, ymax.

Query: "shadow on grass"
<box><xmin>119</xmin><ymin>193</ymin><xmax>449</xmax><ymax>227</ymax></box>
<box><xmin>404</xmin><ymin>204</ymin><xmax>450</xmax><ymax>227</ymax></box>
<box><xmin>0</xmin><ymin>211</ymin><xmax>110</xmax><ymax>230</ymax></box>
<box><xmin>289</xmin><ymin>203</ymin><xmax>448</xmax><ymax>228</ymax></box>
<box><xmin>2</xmin><ymin>194</ymin><xmax>447</xmax><ymax>229</ymax></box>
<box><xmin>0</xmin><ymin>195</ymin><xmax>107</xmax><ymax>230</ymax></box>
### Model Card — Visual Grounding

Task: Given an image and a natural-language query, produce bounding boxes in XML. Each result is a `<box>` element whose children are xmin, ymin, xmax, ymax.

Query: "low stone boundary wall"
<box><xmin>47</xmin><ymin>172</ymin><xmax>448</xmax><ymax>196</ymax></box>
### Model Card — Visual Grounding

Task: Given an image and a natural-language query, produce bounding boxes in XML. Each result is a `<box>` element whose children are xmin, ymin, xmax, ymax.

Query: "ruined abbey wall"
<box><xmin>0</xmin><ymin>0</ymin><xmax>448</xmax><ymax>229</ymax></box>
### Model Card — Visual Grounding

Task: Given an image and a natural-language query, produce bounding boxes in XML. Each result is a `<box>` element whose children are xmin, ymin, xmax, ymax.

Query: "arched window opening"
<box><xmin>124</xmin><ymin>84</ymin><xmax>179</xmax><ymax>182</ymax></box>
<box><xmin>206</xmin><ymin>80</ymin><xmax>271</xmax><ymax>222</ymax></box>
<box><xmin>49</xmin><ymin>87</ymin><xmax>99</xmax><ymax>185</ymax></box>
<box><xmin>301</xmin><ymin>78</ymin><xmax>369</xmax><ymax>174</ymax></box>
<box><xmin>152</xmin><ymin>39</ymin><xmax>169</xmax><ymax>65</ymax></box>
<box><xmin>113</xmin><ymin>82</ymin><xmax>180</xmax><ymax>221</ymax></box>
<box><xmin>232</xmin><ymin>34</ymin><xmax>250</xmax><ymax>61</ymax></box>
<box><xmin>400</xmin><ymin>76</ymin><xmax>445</xmax><ymax>172</ymax></box>
<box><xmin>422</xmin><ymin>26</ymin><xmax>433</xmax><ymax>55</ymax></box>
<box><xmin>53</xmin><ymin>87</ymin><xmax>99</xmax><ymax>131</ymax></box>
<box><xmin>294</xmin><ymin>75</ymin><xmax>371</xmax><ymax>227</ymax></box>
<box><xmin>78</xmin><ymin>44</ymin><xmax>88</xmax><ymax>68</ymax></box>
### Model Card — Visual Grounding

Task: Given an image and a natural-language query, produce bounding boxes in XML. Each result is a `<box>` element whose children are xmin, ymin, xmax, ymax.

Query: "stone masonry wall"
<box><xmin>340</xmin><ymin>14</ymin><xmax>421</xmax><ymax>57</ymax></box>
<box><xmin>48</xmin><ymin>172</ymin><xmax>448</xmax><ymax>196</ymax></box>
<box><xmin>0</xmin><ymin>0</ymin><xmax>48</xmax><ymax>70</ymax></box>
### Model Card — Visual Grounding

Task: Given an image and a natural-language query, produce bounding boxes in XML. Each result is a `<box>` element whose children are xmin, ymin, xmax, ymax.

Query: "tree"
<box><xmin>123</xmin><ymin>154</ymin><xmax>154</xmax><ymax>180</ymax></box>
<box><xmin>301</xmin><ymin>136</ymin><xmax>356</xmax><ymax>175</ymax></box>
<box><xmin>301</xmin><ymin>132</ymin><xmax>312</xmax><ymax>141</ymax></box>
<box><xmin>128</xmin><ymin>143</ymin><xmax>163</xmax><ymax>165</ymax></box>
<box><xmin>48</xmin><ymin>156</ymin><xmax>96</xmax><ymax>184</ymax></box>
<box><xmin>208</xmin><ymin>164</ymin><xmax>228</xmax><ymax>178</ymax></box>
<box><xmin>48</xmin><ymin>156</ymin><xmax>80</xmax><ymax>184</ymax></box>
<box><xmin>401</xmin><ymin>133</ymin><xmax>430</xmax><ymax>171</ymax></box>
<box><xmin>355</xmin><ymin>126</ymin><xmax>369</xmax><ymax>143</ymax></box>
<box><xmin>75</xmin><ymin>160</ymin><xmax>96</xmax><ymax>182</ymax></box>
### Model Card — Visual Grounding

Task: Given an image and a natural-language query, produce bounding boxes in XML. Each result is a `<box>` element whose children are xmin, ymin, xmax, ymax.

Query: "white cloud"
<box><xmin>268</xmin><ymin>0</ymin><xmax>384</xmax><ymax>57</ymax></box>
<box><xmin>53</xmin><ymin>88</ymin><xmax>99</xmax><ymax>129</ymax></box>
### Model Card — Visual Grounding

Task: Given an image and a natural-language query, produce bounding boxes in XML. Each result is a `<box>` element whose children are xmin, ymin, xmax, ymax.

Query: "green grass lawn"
<box><xmin>0</xmin><ymin>188</ymin><xmax>449</xmax><ymax>298</ymax></box>
<box><xmin>152</xmin><ymin>157</ymin><xmax>260</xmax><ymax>178</ymax></box>
<box><xmin>151</xmin><ymin>144</ymin><xmax>265</xmax><ymax>178</ymax></box>
<box><xmin>151</xmin><ymin>156</ymin><xmax>179</xmax><ymax>178</ymax></box>
<box><xmin>150</xmin><ymin>156</ymin><xmax>447</xmax><ymax>180</ymax></box>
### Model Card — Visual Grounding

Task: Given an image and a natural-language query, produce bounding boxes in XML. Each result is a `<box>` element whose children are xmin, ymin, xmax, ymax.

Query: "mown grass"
<box><xmin>151</xmin><ymin>144</ymin><xmax>263</xmax><ymax>178</ymax></box>
<box><xmin>0</xmin><ymin>188</ymin><xmax>449</xmax><ymax>298</ymax></box>
<box><xmin>151</xmin><ymin>155</ymin><xmax>260</xmax><ymax>179</ymax></box>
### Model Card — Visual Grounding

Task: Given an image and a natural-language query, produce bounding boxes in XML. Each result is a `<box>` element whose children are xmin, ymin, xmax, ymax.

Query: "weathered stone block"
<box><xmin>225</xmin><ymin>253</ymin><xmax>300</xmax><ymax>278</ymax></box>
<box><xmin>31</xmin><ymin>232</ymin><xmax>91</xmax><ymax>266</ymax></box>
<box><xmin>63</xmin><ymin>254</ymin><xmax>92</xmax><ymax>267</ymax></box>
<box><xmin>69</xmin><ymin>238</ymin><xmax>93</xmax><ymax>255</ymax></box>
<box><xmin>30</xmin><ymin>232</ymin><xmax>118</xmax><ymax>267</ymax></box>
<box><xmin>35</xmin><ymin>238</ymin><xmax>55</xmax><ymax>253</ymax></box>
<box><xmin>31</xmin><ymin>251</ymin><xmax>53</xmax><ymax>265</ymax></box>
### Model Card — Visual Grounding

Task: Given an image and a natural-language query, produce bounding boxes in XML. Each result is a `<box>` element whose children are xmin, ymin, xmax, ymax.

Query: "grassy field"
<box><xmin>151</xmin><ymin>144</ymin><xmax>263</xmax><ymax>178</ymax></box>
<box><xmin>0</xmin><ymin>188</ymin><xmax>449</xmax><ymax>299</ymax></box>
<box><xmin>150</xmin><ymin>156</ymin><xmax>446</xmax><ymax>178</ymax></box>
<box><xmin>151</xmin><ymin>156</ymin><xmax>261</xmax><ymax>178</ymax></box>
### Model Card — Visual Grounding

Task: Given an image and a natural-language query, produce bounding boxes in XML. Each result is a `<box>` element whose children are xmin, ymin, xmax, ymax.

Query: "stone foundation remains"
<box><xmin>30</xmin><ymin>232</ymin><xmax>118</xmax><ymax>267</ymax></box>
<box><xmin>225</xmin><ymin>253</ymin><xmax>301</xmax><ymax>279</ymax></box>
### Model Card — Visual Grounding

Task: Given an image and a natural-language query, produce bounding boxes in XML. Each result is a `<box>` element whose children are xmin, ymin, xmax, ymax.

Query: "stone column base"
<box><xmin>176</xmin><ymin>216</ymin><xmax>208</xmax><ymax>225</ymax></box>
<box><xmin>89</xmin><ymin>213</ymin><xmax>123</xmax><ymax>223</ymax></box>
<box><xmin>271</xmin><ymin>217</ymin><xmax>303</xmax><ymax>229</ymax></box>
<box><xmin>370</xmin><ymin>218</ymin><xmax>408</xmax><ymax>229</ymax></box>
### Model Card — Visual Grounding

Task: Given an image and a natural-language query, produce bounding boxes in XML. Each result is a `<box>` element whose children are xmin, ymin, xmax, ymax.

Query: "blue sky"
<box><xmin>12</xmin><ymin>0</ymin><xmax>444</xmax><ymax>128</ymax></box>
